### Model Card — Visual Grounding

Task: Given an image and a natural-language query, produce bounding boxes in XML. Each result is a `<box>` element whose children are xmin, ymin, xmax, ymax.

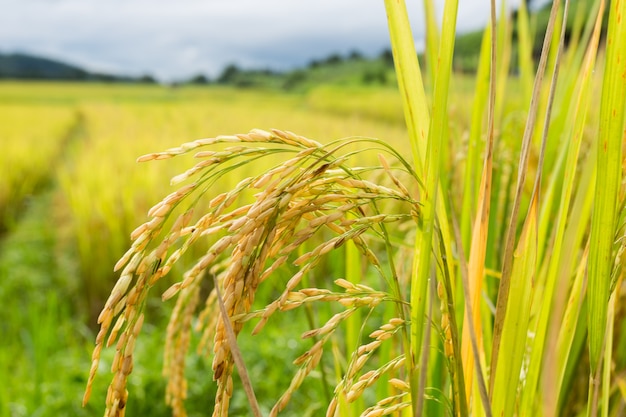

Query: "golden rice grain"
<box><xmin>86</xmin><ymin>127</ymin><xmax>420</xmax><ymax>416</ymax></box>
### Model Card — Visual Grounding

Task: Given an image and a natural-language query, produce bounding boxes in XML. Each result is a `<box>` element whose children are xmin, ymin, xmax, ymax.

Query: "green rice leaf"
<box><xmin>383</xmin><ymin>0</ymin><xmax>429</xmax><ymax>173</ymax></box>
<box><xmin>410</xmin><ymin>0</ymin><xmax>458</xmax><ymax>412</ymax></box>
<box><xmin>490</xmin><ymin>0</ymin><xmax>564</xmax><ymax>389</ymax></box>
<box><xmin>521</xmin><ymin>4</ymin><xmax>605</xmax><ymax>413</ymax></box>
<box><xmin>587</xmin><ymin>0</ymin><xmax>626</xmax><ymax>378</ymax></box>
<box><xmin>491</xmin><ymin>195</ymin><xmax>538</xmax><ymax>417</ymax></box>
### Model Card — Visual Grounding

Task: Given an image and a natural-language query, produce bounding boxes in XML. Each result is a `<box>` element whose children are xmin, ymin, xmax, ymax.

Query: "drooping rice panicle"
<box><xmin>86</xmin><ymin>128</ymin><xmax>421</xmax><ymax>416</ymax></box>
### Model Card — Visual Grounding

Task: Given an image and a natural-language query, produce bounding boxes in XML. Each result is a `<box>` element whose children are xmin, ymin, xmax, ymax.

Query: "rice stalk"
<box><xmin>525</xmin><ymin>3</ymin><xmax>605</xmax><ymax>414</ymax></box>
<box><xmin>422</xmin><ymin>0</ymin><xmax>439</xmax><ymax>88</ymax></box>
<box><xmin>490</xmin><ymin>0</ymin><xmax>564</xmax><ymax>390</ymax></box>
<box><xmin>85</xmin><ymin>129</ymin><xmax>421</xmax><ymax>416</ymax></box>
<box><xmin>459</xmin><ymin>0</ymin><xmax>496</xmax><ymax>411</ymax></box>
<box><xmin>81</xmin><ymin>1</ymin><xmax>626</xmax><ymax>415</ymax></box>
<box><xmin>587</xmin><ymin>0</ymin><xmax>626</xmax><ymax>392</ymax></box>
<box><xmin>384</xmin><ymin>7</ymin><xmax>464</xmax><ymax>415</ymax></box>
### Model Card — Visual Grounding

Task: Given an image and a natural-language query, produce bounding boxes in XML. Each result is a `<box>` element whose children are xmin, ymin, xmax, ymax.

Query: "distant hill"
<box><xmin>0</xmin><ymin>52</ymin><xmax>155</xmax><ymax>82</ymax></box>
<box><xmin>203</xmin><ymin>49</ymin><xmax>395</xmax><ymax>92</ymax></box>
<box><xmin>3</xmin><ymin>1</ymin><xmax>596</xmax><ymax>88</ymax></box>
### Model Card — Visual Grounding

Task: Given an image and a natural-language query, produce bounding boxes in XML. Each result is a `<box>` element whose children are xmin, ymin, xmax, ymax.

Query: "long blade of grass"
<box><xmin>422</xmin><ymin>0</ymin><xmax>439</xmax><ymax>88</ymax></box>
<box><xmin>383</xmin><ymin>2</ymin><xmax>460</xmax><ymax>414</ymax></box>
<box><xmin>484</xmin><ymin>2</ymin><xmax>513</xmax><ymax>276</ymax></box>
<box><xmin>515</xmin><ymin>0</ymin><xmax>534</xmax><ymax>105</ymax></box>
<box><xmin>601</xmin><ymin>282</ymin><xmax>620</xmax><ymax>417</ymax></box>
<box><xmin>345</xmin><ymin>239</ymin><xmax>363</xmax><ymax>417</ymax></box>
<box><xmin>491</xmin><ymin>192</ymin><xmax>538</xmax><ymax>417</ymax></box>
<box><xmin>383</xmin><ymin>5</ymin><xmax>429</xmax><ymax>410</ymax></box>
<box><xmin>489</xmin><ymin>0</ymin><xmax>563</xmax><ymax>390</ymax></box>
<box><xmin>587</xmin><ymin>0</ymin><xmax>626</xmax><ymax>386</ymax></box>
<box><xmin>433</xmin><ymin>226</ymin><xmax>469</xmax><ymax>417</ymax></box>
<box><xmin>493</xmin><ymin>0</ymin><xmax>512</xmax><ymax>125</ymax></box>
<box><xmin>554</xmin><ymin>243</ymin><xmax>590</xmax><ymax>414</ymax></box>
<box><xmin>382</xmin><ymin>0</ymin><xmax>431</xmax><ymax>288</ymax></box>
<box><xmin>494</xmin><ymin>7</ymin><xmax>571</xmax><ymax>400</ymax></box>
<box><xmin>495</xmin><ymin>2</ymin><xmax>572</xmax><ymax>413</ymax></box>
<box><xmin>385</xmin><ymin>0</ymin><xmax>463</xmax><ymax>271</ymax></box>
<box><xmin>528</xmin><ymin>4</ymin><xmax>605</xmax><ymax>414</ymax></box>
<box><xmin>409</xmin><ymin>0</ymin><xmax>458</xmax><ymax>413</ymax></box>
<box><xmin>415</xmin><ymin>270</ymin><xmax>435</xmax><ymax>417</ymax></box>
<box><xmin>460</xmin><ymin>0</ymin><xmax>497</xmax><ymax>409</ymax></box>
<box><xmin>460</xmin><ymin>24</ymin><xmax>492</xmax><ymax>254</ymax></box>
<box><xmin>491</xmin><ymin>9</ymin><xmax>569</xmax><ymax>396</ymax></box>
<box><xmin>450</xmin><ymin>209</ymin><xmax>491</xmax><ymax>417</ymax></box>
<box><xmin>383</xmin><ymin>0</ymin><xmax>429</xmax><ymax>172</ymax></box>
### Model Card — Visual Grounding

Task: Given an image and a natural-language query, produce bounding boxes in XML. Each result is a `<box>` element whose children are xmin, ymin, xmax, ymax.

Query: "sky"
<box><xmin>0</xmin><ymin>0</ymin><xmax>544</xmax><ymax>82</ymax></box>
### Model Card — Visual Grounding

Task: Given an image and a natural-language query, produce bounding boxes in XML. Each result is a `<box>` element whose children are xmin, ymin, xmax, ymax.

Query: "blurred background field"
<box><xmin>0</xmin><ymin>68</ymin><xmax>557</xmax><ymax>415</ymax></box>
<box><xmin>0</xmin><ymin>80</ymin><xmax>417</xmax><ymax>416</ymax></box>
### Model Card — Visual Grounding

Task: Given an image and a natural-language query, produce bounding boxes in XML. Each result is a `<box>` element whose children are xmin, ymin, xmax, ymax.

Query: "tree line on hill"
<box><xmin>0</xmin><ymin>52</ymin><xmax>157</xmax><ymax>83</ymax></box>
<box><xmin>0</xmin><ymin>48</ymin><xmax>395</xmax><ymax>91</ymax></box>
<box><xmin>190</xmin><ymin>48</ymin><xmax>395</xmax><ymax>90</ymax></box>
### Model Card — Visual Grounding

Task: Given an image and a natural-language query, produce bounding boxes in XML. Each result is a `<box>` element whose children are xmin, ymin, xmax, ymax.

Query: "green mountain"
<box><xmin>0</xmin><ymin>52</ymin><xmax>154</xmax><ymax>82</ymax></box>
<box><xmin>206</xmin><ymin>50</ymin><xmax>394</xmax><ymax>92</ymax></box>
<box><xmin>0</xmin><ymin>52</ymin><xmax>88</xmax><ymax>79</ymax></box>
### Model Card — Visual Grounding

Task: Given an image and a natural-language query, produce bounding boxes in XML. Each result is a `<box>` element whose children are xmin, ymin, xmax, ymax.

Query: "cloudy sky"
<box><xmin>0</xmin><ymin>0</ymin><xmax>541</xmax><ymax>82</ymax></box>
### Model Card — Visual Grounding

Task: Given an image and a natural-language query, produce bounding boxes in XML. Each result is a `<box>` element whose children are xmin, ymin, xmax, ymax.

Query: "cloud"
<box><xmin>0</xmin><ymin>0</ymin><xmax>534</xmax><ymax>81</ymax></box>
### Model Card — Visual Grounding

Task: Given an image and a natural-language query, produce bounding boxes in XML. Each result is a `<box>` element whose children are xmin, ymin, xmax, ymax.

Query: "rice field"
<box><xmin>0</xmin><ymin>104</ymin><xmax>76</xmax><ymax>229</ymax></box>
<box><xmin>1</xmin><ymin>2</ymin><xmax>626</xmax><ymax>416</ymax></box>
<box><xmin>0</xmin><ymin>80</ymin><xmax>414</xmax><ymax>416</ymax></box>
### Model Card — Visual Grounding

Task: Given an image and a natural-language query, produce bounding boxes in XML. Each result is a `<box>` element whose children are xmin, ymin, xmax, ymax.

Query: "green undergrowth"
<box><xmin>0</xmin><ymin>190</ymin><xmax>327</xmax><ymax>416</ymax></box>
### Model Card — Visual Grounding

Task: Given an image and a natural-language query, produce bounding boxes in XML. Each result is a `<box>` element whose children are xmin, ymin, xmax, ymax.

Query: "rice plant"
<box><xmin>57</xmin><ymin>99</ymin><xmax>407</xmax><ymax>315</ymax></box>
<box><xmin>0</xmin><ymin>105</ymin><xmax>76</xmax><ymax>229</ymax></box>
<box><xmin>85</xmin><ymin>0</ymin><xmax>626</xmax><ymax>416</ymax></box>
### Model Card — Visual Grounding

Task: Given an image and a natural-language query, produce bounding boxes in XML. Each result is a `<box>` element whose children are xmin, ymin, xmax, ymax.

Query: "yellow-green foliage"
<box><xmin>78</xmin><ymin>2</ymin><xmax>621</xmax><ymax>417</ymax></box>
<box><xmin>51</xmin><ymin>89</ymin><xmax>409</xmax><ymax>309</ymax></box>
<box><xmin>306</xmin><ymin>85</ymin><xmax>405</xmax><ymax>125</ymax></box>
<box><xmin>0</xmin><ymin>104</ymin><xmax>76</xmax><ymax>225</ymax></box>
